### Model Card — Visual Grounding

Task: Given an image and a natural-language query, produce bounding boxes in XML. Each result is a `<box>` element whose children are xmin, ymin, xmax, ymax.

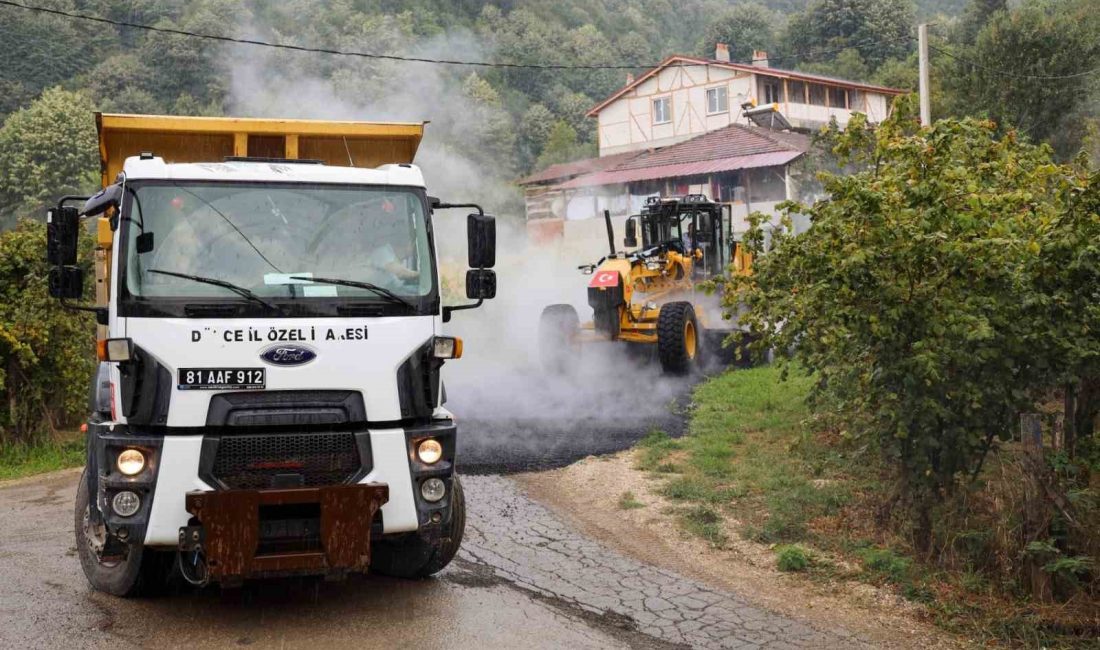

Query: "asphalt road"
<box><xmin>450</xmin><ymin>342</ymin><xmax>698</xmax><ymax>474</ymax></box>
<box><xmin>0</xmin><ymin>346</ymin><xmax>867</xmax><ymax>649</ymax></box>
<box><xmin>0</xmin><ymin>470</ymin><xmax>866</xmax><ymax>650</ymax></box>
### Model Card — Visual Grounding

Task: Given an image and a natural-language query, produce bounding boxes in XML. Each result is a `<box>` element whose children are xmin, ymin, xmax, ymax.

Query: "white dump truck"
<box><xmin>46</xmin><ymin>114</ymin><xmax>496</xmax><ymax>594</ymax></box>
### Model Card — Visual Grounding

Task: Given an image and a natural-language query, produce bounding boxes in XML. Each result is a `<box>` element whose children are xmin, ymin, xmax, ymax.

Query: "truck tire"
<box><xmin>74</xmin><ymin>469</ymin><xmax>174</xmax><ymax>597</ymax></box>
<box><xmin>539</xmin><ymin>304</ymin><xmax>580</xmax><ymax>374</ymax></box>
<box><xmin>371</xmin><ymin>475</ymin><xmax>466</xmax><ymax>579</ymax></box>
<box><xmin>657</xmin><ymin>301</ymin><xmax>700</xmax><ymax>375</ymax></box>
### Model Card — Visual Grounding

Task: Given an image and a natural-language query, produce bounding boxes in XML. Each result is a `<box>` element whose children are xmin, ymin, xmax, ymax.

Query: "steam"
<box><xmin>224</xmin><ymin>27</ymin><xmax>691</xmax><ymax>468</ymax></box>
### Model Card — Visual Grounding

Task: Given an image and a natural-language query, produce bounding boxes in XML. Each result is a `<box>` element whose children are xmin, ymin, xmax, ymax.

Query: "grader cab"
<box><xmin>540</xmin><ymin>195</ymin><xmax>752</xmax><ymax>375</ymax></box>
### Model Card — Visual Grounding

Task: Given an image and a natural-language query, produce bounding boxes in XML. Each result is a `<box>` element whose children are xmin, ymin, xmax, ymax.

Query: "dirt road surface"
<box><xmin>1</xmin><ymin>467</ymin><xmax>873</xmax><ymax>649</ymax></box>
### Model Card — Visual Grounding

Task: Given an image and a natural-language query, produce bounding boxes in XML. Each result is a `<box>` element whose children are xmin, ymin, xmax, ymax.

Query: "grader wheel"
<box><xmin>539</xmin><ymin>304</ymin><xmax>580</xmax><ymax>374</ymax></box>
<box><xmin>657</xmin><ymin>301</ymin><xmax>700</xmax><ymax>375</ymax></box>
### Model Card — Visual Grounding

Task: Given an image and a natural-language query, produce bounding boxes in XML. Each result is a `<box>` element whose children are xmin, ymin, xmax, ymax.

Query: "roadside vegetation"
<box><xmin>640</xmin><ymin>365</ymin><xmax>1098</xmax><ymax>646</ymax></box>
<box><xmin>640</xmin><ymin>101</ymin><xmax>1099</xmax><ymax>646</ymax></box>
<box><xmin>0</xmin><ymin>433</ymin><xmax>83</xmax><ymax>481</ymax></box>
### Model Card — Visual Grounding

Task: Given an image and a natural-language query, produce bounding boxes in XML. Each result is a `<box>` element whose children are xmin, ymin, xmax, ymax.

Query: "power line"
<box><xmin>929</xmin><ymin>43</ymin><xmax>1100</xmax><ymax>81</ymax></box>
<box><xmin>1</xmin><ymin>0</ymin><xmax>912</xmax><ymax>73</ymax></box>
<box><xmin>767</xmin><ymin>34</ymin><xmax>916</xmax><ymax>66</ymax></box>
<box><xmin>0</xmin><ymin>0</ymin><xmax>650</xmax><ymax>70</ymax></box>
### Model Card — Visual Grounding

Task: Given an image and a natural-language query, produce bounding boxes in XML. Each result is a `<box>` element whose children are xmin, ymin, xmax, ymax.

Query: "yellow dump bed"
<box><xmin>96</xmin><ymin>113</ymin><xmax>425</xmax><ymax>187</ymax></box>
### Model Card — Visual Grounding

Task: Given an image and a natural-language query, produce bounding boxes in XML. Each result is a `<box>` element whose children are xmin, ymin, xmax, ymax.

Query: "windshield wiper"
<box><xmin>147</xmin><ymin>269</ymin><xmax>286</xmax><ymax>315</ymax></box>
<box><xmin>289</xmin><ymin>276</ymin><xmax>416</xmax><ymax>311</ymax></box>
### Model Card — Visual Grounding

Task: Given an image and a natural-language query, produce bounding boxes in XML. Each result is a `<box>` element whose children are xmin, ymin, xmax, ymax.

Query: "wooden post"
<box><xmin>1021</xmin><ymin>413</ymin><xmax>1043</xmax><ymax>449</ymax></box>
<box><xmin>918</xmin><ymin>23</ymin><xmax>931</xmax><ymax>126</ymax></box>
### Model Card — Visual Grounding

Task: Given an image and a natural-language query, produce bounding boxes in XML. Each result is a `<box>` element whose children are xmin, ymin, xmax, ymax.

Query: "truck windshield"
<box><xmin>120</xmin><ymin>181</ymin><xmax>436</xmax><ymax>315</ymax></box>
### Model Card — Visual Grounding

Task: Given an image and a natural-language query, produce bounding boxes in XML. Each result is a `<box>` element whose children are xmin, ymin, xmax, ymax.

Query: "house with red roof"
<box><xmin>519</xmin><ymin>46</ymin><xmax>905</xmax><ymax>246</ymax></box>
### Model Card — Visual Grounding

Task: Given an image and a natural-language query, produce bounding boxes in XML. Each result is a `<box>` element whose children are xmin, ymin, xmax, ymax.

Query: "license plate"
<box><xmin>178</xmin><ymin>368</ymin><xmax>266</xmax><ymax>390</ymax></box>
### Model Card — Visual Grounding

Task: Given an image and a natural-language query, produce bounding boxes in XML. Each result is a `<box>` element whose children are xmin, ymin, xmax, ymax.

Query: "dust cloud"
<box><xmin>224</xmin><ymin>30</ymin><xmax>693</xmax><ymax>469</ymax></box>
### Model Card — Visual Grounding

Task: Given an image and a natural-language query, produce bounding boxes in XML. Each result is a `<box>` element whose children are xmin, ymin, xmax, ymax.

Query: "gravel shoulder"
<box><xmin>517</xmin><ymin>451</ymin><xmax>970</xmax><ymax>650</ymax></box>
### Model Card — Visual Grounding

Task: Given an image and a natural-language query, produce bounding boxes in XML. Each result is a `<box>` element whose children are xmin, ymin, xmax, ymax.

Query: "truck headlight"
<box><xmin>417</xmin><ymin>439</ymin><xmax>443</xmax><ymax>464</ymax></box>
<box><xmin>112</xmin><ymin>490</ymin><xmax>141</xmax><ymax>517</ymax></box>
<box><xmin>420</xmin><ymin>478</ymin><xmax>446</xmax><ymax>502</ymax></box>
<box><xmin>116</xmin><ymin>449</ymin><xmax>145</xmax><ymax>476</ymax></box>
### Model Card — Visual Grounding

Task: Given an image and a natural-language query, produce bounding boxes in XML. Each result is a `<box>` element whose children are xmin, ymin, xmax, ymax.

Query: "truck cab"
<box><xmin>48</xmin><ymin>114</ymin><xmax>496</xmax><ymax>593</ymax></box>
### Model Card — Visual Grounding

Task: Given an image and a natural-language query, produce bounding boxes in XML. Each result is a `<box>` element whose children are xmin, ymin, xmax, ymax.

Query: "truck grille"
<box><xmin>211</xmin><ymin>432</ymin><xmax>360</xmax><ymax>490</ymax></box>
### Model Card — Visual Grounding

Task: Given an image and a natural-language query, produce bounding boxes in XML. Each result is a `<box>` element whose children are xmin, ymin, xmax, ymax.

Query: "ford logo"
<box><xmin>260</xmin><ymin>344</ymin><xmax>317</xmax><ymax>366</ymax></box>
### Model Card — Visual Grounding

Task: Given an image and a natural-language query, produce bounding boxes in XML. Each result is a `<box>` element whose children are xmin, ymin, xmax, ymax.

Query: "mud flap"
<box><xmin>183</xmin><ymin>483</ymin><xmax>388</xmax><ymax>582</ymax></box>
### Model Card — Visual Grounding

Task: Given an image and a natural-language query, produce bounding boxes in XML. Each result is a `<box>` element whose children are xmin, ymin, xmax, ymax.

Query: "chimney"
<box><xmin>715</xmin><ymin>43</ymin><xmax>730</xmax><ymax>63</ymax></box>
<box><xmin>625</xmin><ymin>72</ymin><xmax>635</xmax><ymax>86</ymax></box>
<box><xmin>752</xmin><ymin>50</ymin><xmax>769</xmax><ymax>67</ymax></box>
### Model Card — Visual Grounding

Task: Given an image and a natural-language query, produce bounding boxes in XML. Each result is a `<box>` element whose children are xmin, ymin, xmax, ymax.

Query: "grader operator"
<box><xmin>540</xmin><ymin>194</ymin><xmax>751</xmax><ymax>374</ymax></box>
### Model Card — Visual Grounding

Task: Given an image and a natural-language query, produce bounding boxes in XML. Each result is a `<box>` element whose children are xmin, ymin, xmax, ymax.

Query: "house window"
<box><xmin>829</xmin><ymin>87</ymin><xmax>849</xmax><ymax>108</ymax></box>
<box><xmin>789</xmin><ymin>81</ymin><xmax>806</xmax><ymax>104</ymax></box>
<box><xmin>809</xmin><ymin>84</ymin><xmax>827</xmax><ymax>106</ymax></box>
<box><xmin>653</xmin><ymin>97</ymin><xmax>671</xmax><ymax>124</ymax></box>
<box><xmin>706</xmin><ymin>86</ymin><xmax>728</xmax><ymax>114</ymax></box>
<box><xmin>758</xmin><ymin>75</ymin><xmax>782</xmax><ymax>104</ymax></box>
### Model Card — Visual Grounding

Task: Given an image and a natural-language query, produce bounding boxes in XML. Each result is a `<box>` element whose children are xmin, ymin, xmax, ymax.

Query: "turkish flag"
<box><xmin>589</xmin><ymin>270</ymin><xmax>619</xmax><ymax>288</ymax></box>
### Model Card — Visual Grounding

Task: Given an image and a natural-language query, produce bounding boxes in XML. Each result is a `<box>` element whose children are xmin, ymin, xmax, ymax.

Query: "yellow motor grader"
<box><xmin>540</xmin><ymin>195</ymin><xmax>752</xmax><ymax>374</ymax></box>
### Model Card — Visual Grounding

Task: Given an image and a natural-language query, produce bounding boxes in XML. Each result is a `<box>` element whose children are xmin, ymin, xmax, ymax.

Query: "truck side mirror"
<box><xmin>81</xmin><ymin>183</ymin><xmax>123</xmax><ymax>218</ymax></box>
<box><xmin>624</xmin><ymin>217</ymin><xmax>638</xmax><ymax>248</ymax></box>
<box><xmin>48</xmin><ymin>266</ymin><xmax>84</xmax><ymax>300</ymax></box>
<box><xmin>466</xmin><ymin>269</ymin><xmax>497</xmax><ymax>300</ymax></box>
<box><xmin>47</xmin><ymin>206</ymin><xmax>80</xmax><ymax>266</ymax></box>
<box><xmin>467</xmin><ymin>213</ymin><xmax>496</xmax><ymax>269</ymax></box>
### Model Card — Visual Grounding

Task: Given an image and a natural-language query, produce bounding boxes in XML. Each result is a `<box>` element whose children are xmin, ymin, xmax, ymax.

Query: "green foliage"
<box><xmin>942</xmin><ymin>0</ymin><xmax>1100</xmax><ymax>159</ymax></box>
<box><xmin>775</xmin><ymin>544</ymin><xmax>812</xmax><ymax>571</ymax></box>
<box><xmin>0</xmin><ymin>220</ymin><xmax>96</xmax><ymax>444</ymax></box>
<box><xmin>730</xmin><ymin>99</ymin><xmax>1092</xmax><ymax>544</ymax></box>
<box><xmin>635</xmin><ymin>428</ymin><xmax>683</xmax><ymax>471</ymax></box>
<box><xmin>697</xmin><ymin>3</ymin><xmax>778</xmax><ymax>63</ymax></box>
<box><xmin>797</xmin><ymin>47</ymin><xmax>871</xmax><ymax>82</ymax></box>
<box><xmin>0</xmin><ymin>436</ymin><xmax>84</xmax><ymax>481</ymax></box>
<box><xmin>0</xmin><ymin>87</ymin><xmax>99</xmax><ymax>223</ymax></box>
<box><xmin>535</xmin><ymin>120</ymin><xmax>596</xmax><ymax>170</ymax></box>
<box><xmin>781</xmin><ymin>0</ymin><xmax>916</xmax><ymax>70</ymax></box>
<box><xmin>858</xmin><ymin>546</ymin><xmax>912</xmax><ymax>584</ymax></box>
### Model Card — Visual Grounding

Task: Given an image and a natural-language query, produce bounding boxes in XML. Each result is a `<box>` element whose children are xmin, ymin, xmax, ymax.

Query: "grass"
<box><xmin>640</xmin><ymin>365</ymin><xmax>871</xmax><ymax>548</ymax></box>
<box><xmin>639</xmin><ymin>366</ymin><xmax>1100</xmax><ymax>647</ymax></box>
<box><xmin>618</xmin><ymin>491</ymin><xmax>645</xmax><ymax>510</ymax></box>
<box><xmin>680</xmin><ymin>504</ymin><xmax>727</xmax><ymax>547</ymax></box>
<box><xmin>0</xmin><ymin>434</ymin><xmax>84</xmax><ymax>481</ymax></box>
<box><xmin>776</xmin><ymin>544</ymin><xmax>812</xmax><ymax>572</ymax></box>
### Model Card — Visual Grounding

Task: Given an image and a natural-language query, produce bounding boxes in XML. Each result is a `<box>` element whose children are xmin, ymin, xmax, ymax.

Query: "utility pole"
<box><xmin>918</xmin><ymin>23</ymin><xmax>931</xmax><ymax>126</ymax></box>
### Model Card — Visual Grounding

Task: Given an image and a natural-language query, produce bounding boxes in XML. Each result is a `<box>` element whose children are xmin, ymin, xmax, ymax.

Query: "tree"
<box><xmin>519</xmin><ymin>103</ymin><xmax>556</xmax><ymax>170</ymax></box>
<box><xmin>459</xmin><ymin>73</ymin><xmax>517</xmax><ymax>175</ymax></box>
<box><xmin>942</xmin><ymin>0</ymin><xmax>1100</xmax><ymax>159</ymax></box>
<box><xmin>731</xmin><ymin>99</ymin><xmax>1077</xmax><ymax>549</ymax></box>
<box><xmin>1027</xmin><ymin>163</ymin><xmax>1100</xmax><ymax>451</ymax></box>
<box><xmin>0</xmin><ymin>220</ymin><xmax>95</xmax><ymax>444</ymax></box>
<box><xmin>698</xmin><ymin>4</ymin><xmax>779</xmax><ymax>63</ymax></box>
<box><xmin>535</xmin><ymin>120</ymin><xmax>595</xmax><ymax>170</ymax></box>
<box><xmin>798</xmin><ymin>47</ymin><xmax>871</xmax><ymax>82</ymax></box>
<box><xmin>782</xmin><ymin>0</ymin><xmax>916</xmax><ymax>70</ymax></box>
<box><xmin>0</xmin><ymin>87</ymin><xmax>99</xmax><ymax>225</ymax></box>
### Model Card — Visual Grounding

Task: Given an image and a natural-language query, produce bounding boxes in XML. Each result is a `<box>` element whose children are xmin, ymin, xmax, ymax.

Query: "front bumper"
<box><xmin>87</xmin><ymin>419</ymin><xmax>458</xmax><ymax>548</ymax></box>
<box><xmin>182</xmin><ymin>483</ymin><xmax>388</xmax><ymax>582</ymax></box>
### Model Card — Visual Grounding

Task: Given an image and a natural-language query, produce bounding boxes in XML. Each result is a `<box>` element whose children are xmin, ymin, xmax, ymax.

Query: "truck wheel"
<box><xmin>371</xmin><ymin>476</ymin><xmax>466</xmax><ymax>579</ymax></box>
<box><xmin>539</xmin><ymin>304</ymin><xmax>579</xmax><ymax>374</ymax></box>
<box><xmin>74</xmin><ymin>469</ymin><xmax>173</xmax><ymax>597</ymax></box>
<box><xmin>657</xmin><ymin>302</ymin><xmax>700</xmax><ymax>375</ymax></box>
